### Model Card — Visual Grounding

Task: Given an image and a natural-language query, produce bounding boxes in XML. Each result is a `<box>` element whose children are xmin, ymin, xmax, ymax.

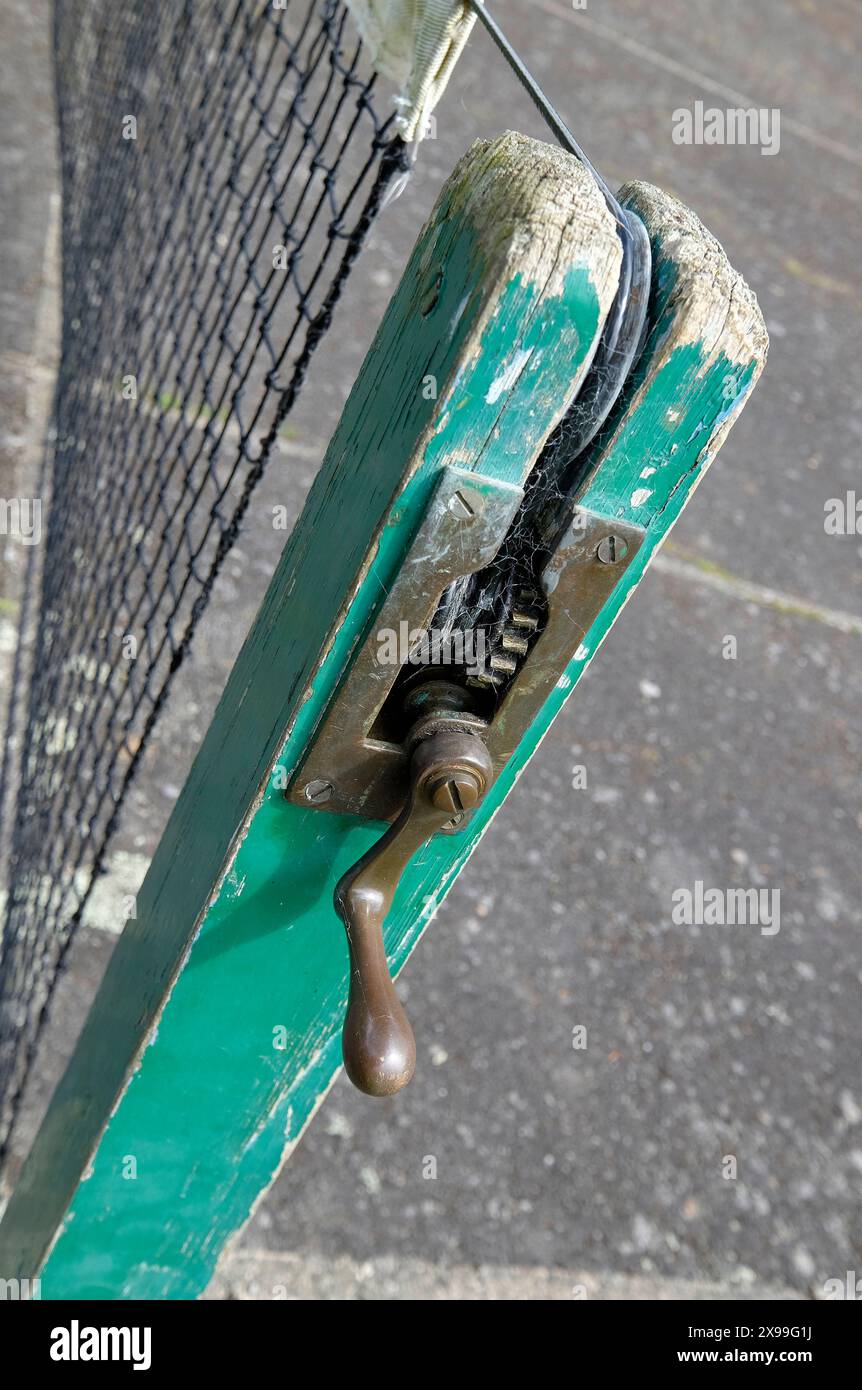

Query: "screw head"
<box><xmin>448</xmin><ymin>488</ymin><xmax>484</xmax><ymax>520</ymax></box>
<box><xmin>596</xmin><ymin>534</ymin><xmax>628</xmax><ymax>564</ymax></box>
<box><xmin>428</xmin><ymin>770</ymin><xmax>482</xmax><ymax>813</ymax></box>
<box><xmin>304</xmin><ymin>778</ymin><xmax>333</xmax><ymax>804</ymax></box>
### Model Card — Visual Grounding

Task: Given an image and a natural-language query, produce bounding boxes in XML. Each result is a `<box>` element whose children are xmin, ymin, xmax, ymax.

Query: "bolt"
<box><xmin>428</xmin><ymin>770</ymin><xmax>483</xmax><ymax>814</ymax></box>
<box><xmin>596</xmin><ymin>534</ymin><xmax>628</xmax><ymax>564</ymax></box>
<box><xmin>304</xmin><ymin>778</ymin><xmax>333</xmax><ymax>804</ymax></box>
<box><xmin>448</xmin><ymin>487</ymin><xmax>483</xmax><ymax>520</ymax></box>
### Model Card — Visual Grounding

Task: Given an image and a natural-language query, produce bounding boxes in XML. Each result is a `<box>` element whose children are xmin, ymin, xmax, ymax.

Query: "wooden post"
<box><xmin>0</xmin><ymin>132</ymin><xmax>623</xmax><ymax>1297</ymax></box>
<box><xmin>0</xmin><ymin>152</ymin><xmax>766</xmax><ymax>1301</ymax></box>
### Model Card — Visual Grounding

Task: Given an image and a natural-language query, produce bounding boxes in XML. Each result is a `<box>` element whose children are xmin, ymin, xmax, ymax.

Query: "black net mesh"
<box><xmin>0</xmin><ymin>0</ymin><xmax>408</xmax><ymax>1161</ymax></box>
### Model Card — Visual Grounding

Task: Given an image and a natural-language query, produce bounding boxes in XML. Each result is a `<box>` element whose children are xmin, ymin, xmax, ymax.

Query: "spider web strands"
<box><xmin>0</xmin><ymin>0</ymin><xmax>408</xmax><ymax>1164</ymax></box>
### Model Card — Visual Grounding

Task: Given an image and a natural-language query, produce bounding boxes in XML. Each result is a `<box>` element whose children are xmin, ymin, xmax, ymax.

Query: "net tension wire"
<box><xmin>468</xmin><ymin>0</ymin><xmax>652</xmax><ymax>464</ymax></box>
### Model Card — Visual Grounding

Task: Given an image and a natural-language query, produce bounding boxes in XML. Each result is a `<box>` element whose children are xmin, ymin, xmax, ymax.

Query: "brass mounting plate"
<box><xmin>482</xmin><ymin>507</ymin><xmax>645</xmax><ymax>770</ymax></box>
<box><xmin>287</xmin><ymin>464</ymin><xmax>645</xmax><ymax>823</ymax></box>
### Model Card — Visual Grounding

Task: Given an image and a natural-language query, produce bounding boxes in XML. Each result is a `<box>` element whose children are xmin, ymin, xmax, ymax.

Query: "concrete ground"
<box><xmin>1</xmin><ymin>0</ymin><xmax>860</xmax><ymax>1299</ymax></box>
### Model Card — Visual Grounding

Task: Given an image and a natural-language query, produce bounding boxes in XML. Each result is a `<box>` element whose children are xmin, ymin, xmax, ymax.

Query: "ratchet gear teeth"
<box><xmin>511</xmin><ymin>608</ymin><xmax>539</xmax><ymax>631</ymax></box>
<box><xmin>467</xmin><ymin>671</ymin><xmax>504</xmax><ymax>691</ymax></box>
<box><xmin>501</xmin><ymin>630</ymin><xmax>529</xmax><ymax>656</ymax></box>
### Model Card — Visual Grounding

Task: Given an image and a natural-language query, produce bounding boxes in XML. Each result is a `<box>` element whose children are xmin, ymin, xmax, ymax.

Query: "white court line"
<box><xmin>654</xmin><ymin>551</ymin><xmax>862</xmax><ymax>637</ymax></box>
<box><xmin>206</xmin><ymin>1246</ymin><xmax>804</xmax><ymax>1301</ymax></box>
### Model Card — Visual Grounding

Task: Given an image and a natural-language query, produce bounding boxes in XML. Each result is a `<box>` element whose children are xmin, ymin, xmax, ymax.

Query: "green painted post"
<box><xmin>0</xmin><ymin>140</ymin><xmax>766</xmax><ymax>1299</ymax></box>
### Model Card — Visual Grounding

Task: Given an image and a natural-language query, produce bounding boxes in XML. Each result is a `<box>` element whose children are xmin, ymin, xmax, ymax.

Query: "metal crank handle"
<box><xmin>334</xmin><ymin>730</ymin><xmax>493</xmax><ymax>1097</ymax></box>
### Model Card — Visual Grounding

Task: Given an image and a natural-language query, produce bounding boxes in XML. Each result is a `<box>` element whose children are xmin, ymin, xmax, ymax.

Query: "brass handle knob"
<box><xmin>334</xmin><ymin>730</ymin><xmax>493</xmax><ymax>1096</ymax></box>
